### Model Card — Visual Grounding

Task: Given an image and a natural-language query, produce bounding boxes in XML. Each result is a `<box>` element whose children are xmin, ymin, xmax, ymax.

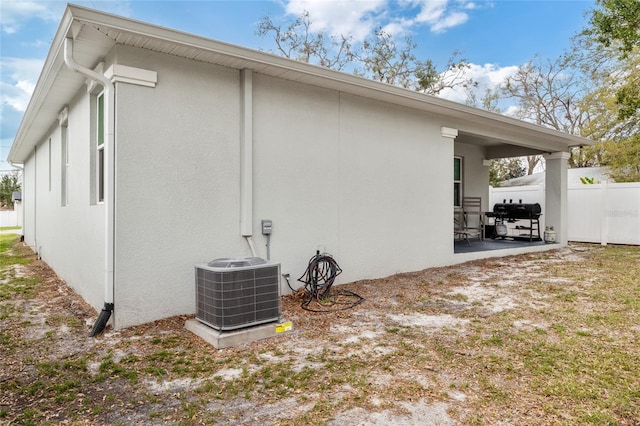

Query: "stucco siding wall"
<box><xmin>113</xmin><ymin>47</ymin><xmax>246</xmax><ymax>328</ymax></box>
<box><xmin>337</xmin><ymin>94</ymin><xmax>453</xmax><ymax>279</ymax></box>
<box><xmin>252</xmin><ymin>74</ymin><xmax>341</xmax><ymax>284</ymax></box>
<box><xmin>20</xmin><ymin>90</ymin><xmax>105</xmax><ymax>312</ymax></box>
<box><xmin>107</xmin><ymin>47</ymin><xmax>468</xmax><ymax>328</ymax></box>
<box><xmin>252</xmin><ymin>74</ymin><xmax>453</xmax><ymax>287</ymax></box>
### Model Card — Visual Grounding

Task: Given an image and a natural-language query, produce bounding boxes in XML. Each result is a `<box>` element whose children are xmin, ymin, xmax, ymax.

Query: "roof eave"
<box><xmin>60</xmin><ymin>5</ymin><xmax>595</xmax><ymax>151</ymax></box>
<box><xmin>8</xmin><ymin>8</ymin><xmax>77</xmax><ymax>163</ymax></box>
<box><xmin>8</xmin><ymin>4</ymin><xmax>593</xmax><ymax>163</ymax></box>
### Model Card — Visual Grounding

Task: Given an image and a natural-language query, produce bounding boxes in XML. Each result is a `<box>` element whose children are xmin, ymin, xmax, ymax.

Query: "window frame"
<box><xmin>48</xmin><ymin>138</ymin><xmax>52</xmax><ymax>192</ymax></box>
<box><xmin>454</xmin><ymin>156</ymin><xmax>463</xmax><ymax>207</ymax></box>
<box><xmin>96</xmin><ymin>92</ymin><xmax>105</xmax><ymax>204</ymax></box>
<box><xmin>61</xmin><ymin>124</ymin><xmax>69</xmax><ymax>206</ymax></box>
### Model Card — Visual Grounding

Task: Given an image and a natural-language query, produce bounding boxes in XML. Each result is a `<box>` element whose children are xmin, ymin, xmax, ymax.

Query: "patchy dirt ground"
<box><xmin>1</xmin><ymin>239</ymin><xmax>639</xmax><ymax>425</ymax></box>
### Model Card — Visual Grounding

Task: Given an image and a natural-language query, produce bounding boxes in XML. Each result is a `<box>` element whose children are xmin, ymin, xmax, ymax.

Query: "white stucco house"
<box><xmin>8</xmin><ymin>5</ymin><xmax>591</xmax><ymax>330</ymax></box>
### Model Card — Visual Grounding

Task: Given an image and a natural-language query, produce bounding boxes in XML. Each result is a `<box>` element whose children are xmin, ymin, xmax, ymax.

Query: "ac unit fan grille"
<box><xmin>195</xmin><ymin>263</ymin><xmax>280</xmax><ymax>331</ymax></box>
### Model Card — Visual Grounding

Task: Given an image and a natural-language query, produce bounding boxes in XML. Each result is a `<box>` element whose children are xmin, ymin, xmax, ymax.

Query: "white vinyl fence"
<box><xmin>0</xmin><ymin>210</ymin><xmax>19</xmax><ymax>228</ymax></box>
<box><xmin>0</xmin><ymin>201</ymin><xmax>22</xmax><ymax>229</ymax></box>
<box><xmin>490</xmin><ymin>182</ymin><xmax>640</xmax><ymax>245</ymax></box>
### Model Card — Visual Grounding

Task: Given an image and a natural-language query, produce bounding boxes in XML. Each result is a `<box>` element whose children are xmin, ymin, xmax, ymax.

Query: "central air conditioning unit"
<box><xmin>195</xmin><ymin>257</ymin><xmax>281</xmax><ymax>331</ymax></box>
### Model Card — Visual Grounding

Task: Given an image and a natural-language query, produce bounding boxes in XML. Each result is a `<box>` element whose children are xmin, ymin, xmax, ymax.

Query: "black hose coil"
<box><xmin>297</xmin><ymin>252</ymin><xmax>364</xmax><ymax>312</ymax></box>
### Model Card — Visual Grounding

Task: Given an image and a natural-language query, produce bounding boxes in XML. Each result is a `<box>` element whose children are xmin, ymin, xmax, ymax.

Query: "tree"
<box><xmin>353</xmin><ymin>29</ymin><xmax>475</xmax><ymax>95</ymax></box>
<box><xmin>568</xmin><ymin>4</ymin><xmax>640</xmax><ymax>180</ymax></box>
<box><xmin>0</xmin><ymin>173</ymin><xmax>21</xmax><ymax>209</ymax></box>
<box><xmin>501</xmin><ymin>56</ymin><xmax>590</xmax><ymax>173</ymax></box>
<box><xmin>600</xmin><ymin>135</ymin><xmax>640</xmax><ymax>182</ymax></box>
<box><xmin>256</xmin><ymin>11</ymin><xmax>475</xmax><ymax>95</ymax></box>
<box><xmin>568</xmin><ymin>45</ymin><xmax>639</xmax><ymax>171</ymax></box>
<box><xmin>355</xmin><ymin>29</ymin><xmax>438</xmax><ymax>90</ymax></box>
<box><xmin>255</xmin><ymin>12</ymin><xmax>354</xmax><ymax>70</ymax></box>
<box><xmin>586</xmin><ymin>0</ymin><xmax>640</xmax><ymax>120</ymax></box>
<box><xmin>465</xmin><ymin>86</ymin><xmax>502</xmax><ymax>112</ymax></box>
<box><xmin>489</xmin><ymin>158</ymin><xmax>527</xmax><ymax>187</ymax></box>
<box><xmin>588</xmin><ymin>0</ymin><xmax>640</xmax><ymax>57</ymax></box>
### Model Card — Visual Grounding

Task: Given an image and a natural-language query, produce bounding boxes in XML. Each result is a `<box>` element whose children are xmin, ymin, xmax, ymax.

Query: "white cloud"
<box><xmin>461</xmin><ymin>1</ymin><xmax>482</xmax><ymax>10</ymax></box>
<box><xmin>412</xmin><ymin>0</ymin><xmax>472</xmax><ymax>33</ymax></box>
<box><xmin>503</xmin><ymin>104</ymin><xmax>522</xmax><ymax>117</ymax></box>
<box><xmin>437</xmin><ymin>62</ymin><xmax>519</xmax><ymax>107</ymax></box>
<box><xmin>0</xmin><ymin>58</ymin><xmax>44</xmax><ymax>112</ymax></box>
<box><xmin>430</xmin><ymin>11</ymin><xmax>468</xmax><ymax>33</ymax></box>
<box><xmin>285</xmin><ymin>0</ymin><xmax>386</xmax><ymax>41</ymax></box>
<box><xmin>0</xmin><ymin>0</ymin><xmax>58</xmax><ymax>34</ymax></box>
<box><xmin>281</xmin><ymin>0</ymin><xmax>479</xmax><ymax>41</ymax></box>
<box><xmin>414</xmin><ymin>0</ymin><xmax>448</xmax><ymax>24</ymax></box>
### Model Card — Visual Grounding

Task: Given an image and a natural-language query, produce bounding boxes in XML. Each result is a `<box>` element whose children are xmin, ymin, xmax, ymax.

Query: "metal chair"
<box><xmin>454</xmin><ymin>197</ymin><xmax>484</xmax><ymax>245</ymax></box>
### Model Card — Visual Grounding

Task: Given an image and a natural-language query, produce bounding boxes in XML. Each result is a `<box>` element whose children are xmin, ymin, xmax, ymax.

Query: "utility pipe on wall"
<box><xmin>33</xmin><ymin>148</ymin><xmax>38</xmax><ymax>255</ymax></box>
<box><xmin>63</xmin><ymin>37</ymin><xmax>115</xmax><ymax>335</ymax></box>
<box><xmin>239</xmin><ymin>69</ymin><xmax>257</xmax><ymax>257</ymax></box>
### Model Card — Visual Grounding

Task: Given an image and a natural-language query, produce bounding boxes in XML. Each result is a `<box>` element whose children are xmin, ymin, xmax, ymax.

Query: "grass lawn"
<box><xmin>1</xmin><ymin>234</ymin><xmax>638</xmax><ymax>425</ymax></box>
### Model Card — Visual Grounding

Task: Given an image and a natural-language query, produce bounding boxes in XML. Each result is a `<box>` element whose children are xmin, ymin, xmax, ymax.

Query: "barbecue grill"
<box><xmin>486</xmin><ymin>202</ymin><xmax>542</xmax><ymax>241</ymax></box>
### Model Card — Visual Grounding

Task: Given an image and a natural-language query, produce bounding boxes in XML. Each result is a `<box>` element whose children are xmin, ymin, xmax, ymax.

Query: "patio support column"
<box><xmin>544</xmin><ymin>152</ymin><xmax>570</xmax><ymax>245</ymax></box>
<box><xmin>442</xmin><ymin>127</ymin><xmax>458</xmax><ymax>253</ymax></box>
<box><xmin>442</xmin><ymin>126</ymin><xmax>458</xmax><ymax>205</ymax></box>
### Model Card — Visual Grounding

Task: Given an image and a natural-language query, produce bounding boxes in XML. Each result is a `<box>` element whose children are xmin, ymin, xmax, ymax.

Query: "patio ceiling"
<box><xmin>9</xmin><ymin>4</ymin><xmax>592</xmax><ymax>163</ymax></box>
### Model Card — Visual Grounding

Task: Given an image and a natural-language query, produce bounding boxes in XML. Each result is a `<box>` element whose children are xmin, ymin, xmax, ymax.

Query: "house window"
<box><xmin>61</xmin><ymin>125</ymin><xmax>69</xmax><ymax>206</ymax></box>
<box><xmin>454</xmin><ymin>156</ymin><xmax>462</xmax><ymax>207</ymax></box>
<box><xmin>48</xmin><ymin>138</ymin><xmax>52</xmax><ymax>192</ymax></box>
<box><xmin>97</xmin><ymin>93</ymin><xmax>105</xmax><ymax>203</ymax></box>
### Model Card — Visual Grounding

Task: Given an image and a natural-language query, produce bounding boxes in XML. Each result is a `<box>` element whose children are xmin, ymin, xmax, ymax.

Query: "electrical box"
<box><xmin>261</xmin><ymin>219</ymin><xmax>272</xmax><ymax>235</ymax></box>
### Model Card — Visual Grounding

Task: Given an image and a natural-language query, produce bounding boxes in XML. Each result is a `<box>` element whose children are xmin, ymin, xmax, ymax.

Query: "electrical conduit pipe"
<box><xmin>239</xmin><ymin>69</ymin><xmax>257</xmax><ymax>257</ymax></box>
<box><xmin>63</xmin><ymin>37</ymin><xmax>115</xmax><ymax>336</ymax></box>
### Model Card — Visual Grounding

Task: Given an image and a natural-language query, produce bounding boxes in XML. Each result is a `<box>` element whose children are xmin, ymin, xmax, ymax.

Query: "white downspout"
<box><xmin>33</xmin><ymin>149</ymin><xmax>38</xmax><ymax>255</ymax></box>
<box><xmin>239</xmin><ymin>69</ymin><xmax>257</xmax><ymax>257</ymax></box>
<box><xmin>63</xmin><ymin>37</ymin><xmax>116</xmax><ymax>332</ymax></box>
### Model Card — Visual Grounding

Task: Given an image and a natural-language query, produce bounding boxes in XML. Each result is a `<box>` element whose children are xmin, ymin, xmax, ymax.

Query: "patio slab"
<box><xmin>454</xmin><ymin>238</ymin><xmax>551</xmax><ymax>254</ymax></box>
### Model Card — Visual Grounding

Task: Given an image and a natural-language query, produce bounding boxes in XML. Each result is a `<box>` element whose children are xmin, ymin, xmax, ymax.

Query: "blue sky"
<box><xmin>1</xmin><ymin>0</ymin><xmax>595</xmax><ymax>171</ymax></box>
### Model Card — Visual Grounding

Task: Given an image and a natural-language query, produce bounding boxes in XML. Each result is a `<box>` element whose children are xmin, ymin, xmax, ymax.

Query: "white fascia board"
<box><xmin>67</xmin><ymin>4</ymin><xmax>592</xmax><ymax>151</ymax></box>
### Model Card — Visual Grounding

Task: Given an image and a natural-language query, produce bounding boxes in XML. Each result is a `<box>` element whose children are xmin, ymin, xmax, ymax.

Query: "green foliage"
<box><xmin>588</xmin><ymin>0</ymin><xmax>640</xmax><ymax>56</ymax></box>
<box><xmin>489</xmin><ymin>158</ymin><xmax>527</xmax><ymax>187</ymax></box>
<box><xmin>566</xmin><ymin>5</ymin><xmax>639</xmax><ymax>177</ymax></box>
<box><xmin>615</xmin><ymin>76</ymin><xmax>640</xmax><ymax>120</ymax></box>
<box><xmin>580</xmin><ymin>176</ymin><xmax>595</xmax><ymax>184</ymax></box>
<box><xmin>0</xmin><ymin>234</ymin><xmax>33</xmax><ymax>268</ymax></box>
<box><xmin>585</xmin><ymin>0</ymin><xmax>640</xmax><ymax>121</ymax></box>
<box><xmin>600</xmin><ymin>136</ymin><xmax>640</xmax><ymax>182</ymax></box>
<box><xmin>0</xmin><ymin>173</ymin><xmax>20</xmax><ymax>209</ymax></box>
